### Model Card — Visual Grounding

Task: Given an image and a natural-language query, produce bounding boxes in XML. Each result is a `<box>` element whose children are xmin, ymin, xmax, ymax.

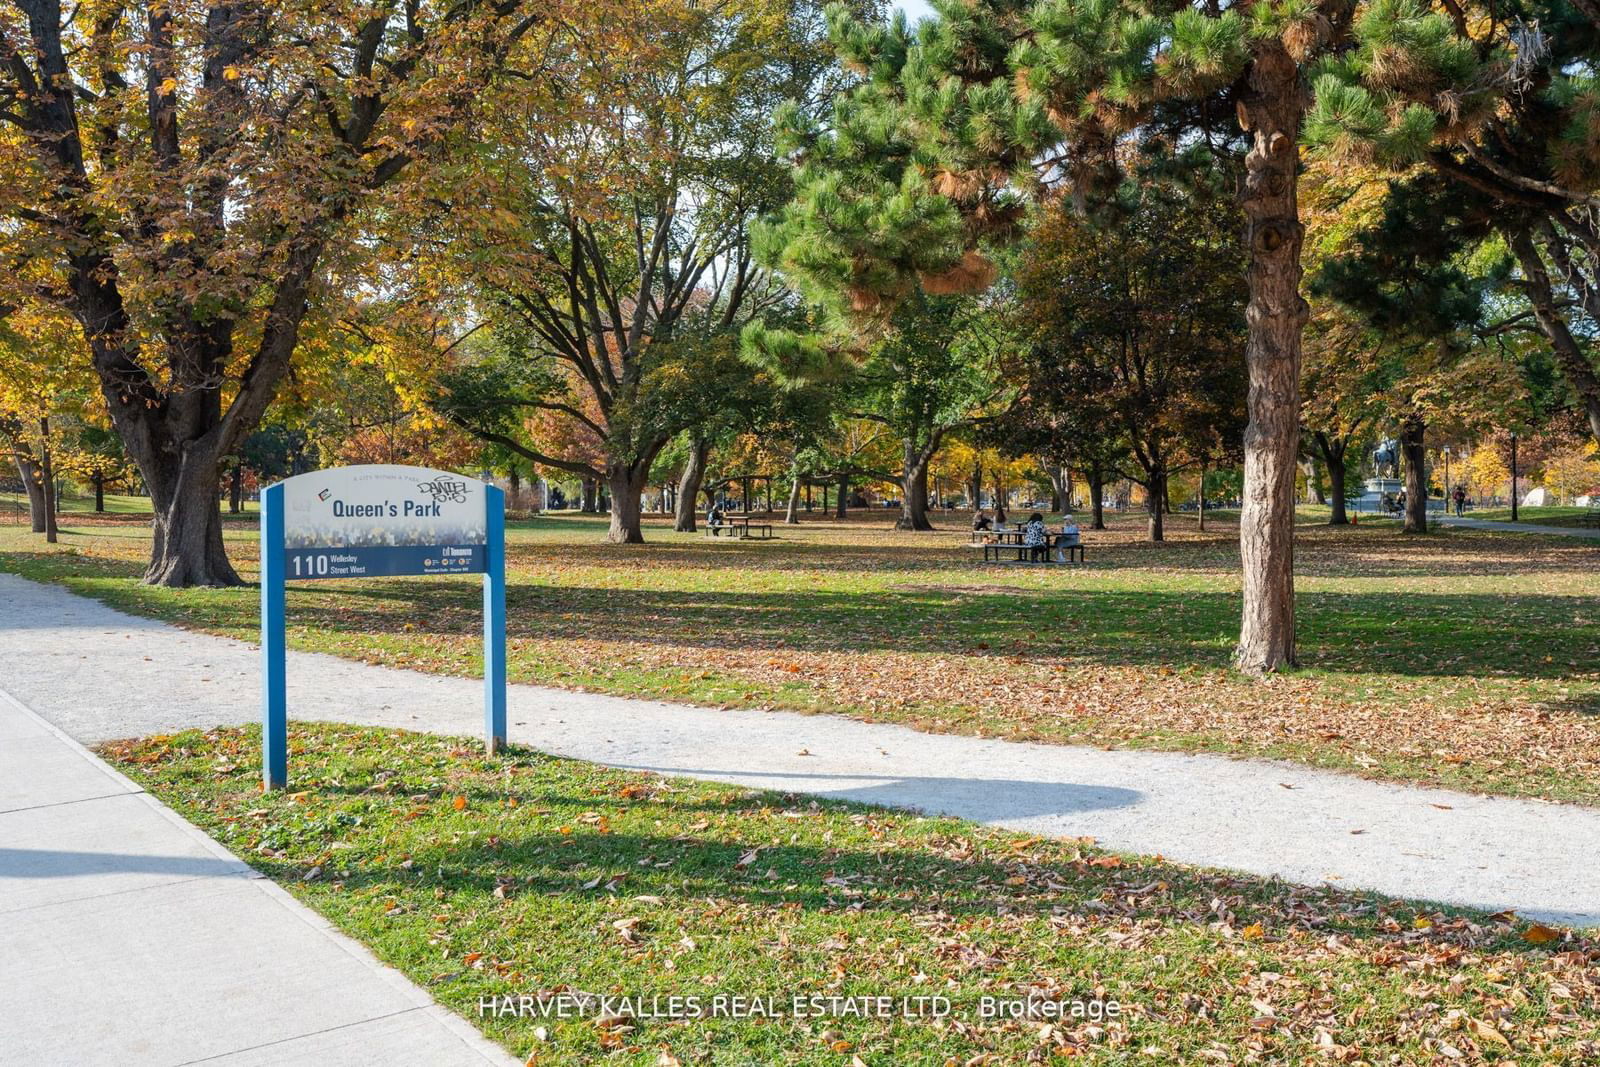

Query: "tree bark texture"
<box><xmin>675</xmin><ymin>438</ymin><xmax>711</xmax><ymax>532</ymax></box>
<box><xmin>1234</xmin><ymin>43</ymin><xmax>1309</xmax><ymax>674</ymax></box>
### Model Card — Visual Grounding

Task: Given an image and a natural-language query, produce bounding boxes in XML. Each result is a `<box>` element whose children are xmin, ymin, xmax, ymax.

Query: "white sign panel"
<box><xmin>279</xmin><ymin>465</ymin><xmax>488</xmax><ymax>579</ymax></box>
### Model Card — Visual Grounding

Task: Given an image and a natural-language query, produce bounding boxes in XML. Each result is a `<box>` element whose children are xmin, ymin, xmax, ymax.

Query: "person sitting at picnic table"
<box><xmin>1054</xmin><ymin>517</ymin><xmax>1081</xmax><ymax>563</ymax></box>
<box><xmin>1023</xmin><ymin>512</ymin><xmax>1048</xmax><ymax>561</ymax></box>
<box><xmin>707</xmin><ymin>501</ymin><xmax>725</xmax><ymax>532</ymax></box>
<box><xmin>972</xmin><ymin>510</ymin><xmax>992</xmax><ymax>532</ymax></box>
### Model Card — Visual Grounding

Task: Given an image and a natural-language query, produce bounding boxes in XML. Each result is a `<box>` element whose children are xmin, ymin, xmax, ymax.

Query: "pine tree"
<box><xmin>1306</xmin><ymin>0</ymin><xmax>1600</xmax><ymax>442</ymax></box>
<box><xmin>758</xmin><ymin>0</ymin><xmax>1369</xmax><ymax>671</ymax></box>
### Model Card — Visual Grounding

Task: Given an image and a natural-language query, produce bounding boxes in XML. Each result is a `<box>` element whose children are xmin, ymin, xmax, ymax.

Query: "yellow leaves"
<box><xmin>157</xmin><ymin>76</ymin><xmax>177</xmax><ymax>96</ymax></box>
<box><xmin>1240</xmin><ymin>922</ymin><xmax>1265</xmax><ymax>940</ymax></box>
<box><xmin>222</xmin><ymin>66</ymin><xmax>242</xmax><ymax>82</ymax></box>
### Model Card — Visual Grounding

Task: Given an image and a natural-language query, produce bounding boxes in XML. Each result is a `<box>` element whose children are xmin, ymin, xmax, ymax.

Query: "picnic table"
<box><xmin>967</xmin><ymin>526</ymin><xmax>1086</xmax><ymax>565</ymax></box>
<box><xmin>970</xmin><ymin>527</ymin><xmax>1027</xmax><ymax>544</ymax></box>
<box><xmin>705</xmin><ymin>515</ymin><xmax>773</xmax><ymax>540</ymax></box>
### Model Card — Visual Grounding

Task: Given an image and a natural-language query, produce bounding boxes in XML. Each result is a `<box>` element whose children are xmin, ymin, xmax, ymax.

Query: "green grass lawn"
<box><xmin>102</xmin><ymin>723</ymin><xmax>1600</xmax><ymax>1066</ymax></box>
<box><xmin>1464</xmin><ymin>506</ymin><xmax>1598</xmax><ymax>528</ymax></box>
<box><xmin>0</xmin><ymin>489</ymin><xmax>259</xmax><ymax>518</ymax></box>
<box><xmin>6</xmin><ymin>497</ymin><xmax>1600</xmax><ymax>804</ymax></box>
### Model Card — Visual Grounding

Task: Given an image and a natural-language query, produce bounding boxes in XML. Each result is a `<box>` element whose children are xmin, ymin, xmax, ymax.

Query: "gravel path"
<box><xmin>1435</xmin><ymin>515</ymin><xmax>1600</xmax><ymax>539</ymax></box>
<box><xmin>2</xmin><ymin>572</ymin><xmax>1595</xmax><ymax>926</ymax></box>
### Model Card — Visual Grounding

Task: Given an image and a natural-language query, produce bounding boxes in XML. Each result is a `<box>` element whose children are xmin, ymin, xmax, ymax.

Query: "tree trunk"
<box><xmin>15</xmin><ymin>454</ymin><xmax>47</xmax><ymax>533</ymax></box>
<box><xmin>1198</xmin><ymin>459</ymin><xmax>1207</xmax><ymax>533</ymax></box>
<box><xmin>1088</xmin><ymin>464</ymin><xmax>1106</xmax><ymax>530</ymax></box>
<box><xmin>1144</xmin><ymin>469</ymin><xmax>1165</xmax><ymax>542</ymax></box>
<box><xmin>140</xmin><ymin>443</ymin><xmax>239</xmax><ymax>586</ymax></box>
<box><xmin>93</xmin><ymin>471</ymin><xmax>106</xmax><ymax>513</ymax></box>
<box><xmin>835</xmin><ymin>472</ymin><xmax>848</xmax><ymax>518</ymax></box>
<box><xmin>38</xmin><ymin>422</ymin><xmax>59</xmax><ymax>544</ymax></box>
<box><xmin>675</xmin><ymin>437</ymin><xmax>711</xmax><ymax>532</ymax></box>
<box><xmin>785</xmin><ymin>473</ymin><xmax>802</xmax><ymax>524</ymax></box>
<box><xmin>507</xmin><ymin>464</ymin><xmax>521</xmax><ymax>509</ymax></box>
<box><xmin>1315</xmin><ymin>433</ymin><xmax>1349</xmax><ymax>525</ymax></box>
<box><xmin>1234</xmin><ymin>43</ymin><xmax>1308</xmax><ymax>674</ymax></box>
<box><xmin>606</xmin><ymin>463</ymin><xmax>648</xmax><ymax>544</ymax></box>
<box><xmin>1303</xmin><ymin>456</ymin><xmax>1326</xmax><ymax>504</ymax></box>
<box><xmin>228</xmin><ymin>464</ymin><xmax>244</xmax><ymax>514</ymax></box>
<box><xmin>1401</xmin><ymin>417</ymin><xmax>1428</xmax><ymax>534</ymax></box>
<box><xmin>896</xmin><ymin>440</ymin><xmax>935</xmax><ymax>531</ymax></box>
<box><xmin>1046</xmin><ymin>462</ymin><xmax>1069</xmax><ymax>515</ymax></box>
<box><xmin>581</xmin><ymin>478</ymin><xmax>599</xmax><ymax>513</ymax></box>
<box><xmin>968</xmin><ymin>460</ymin><xmax>982</xmax><ymax>511</ymax></box>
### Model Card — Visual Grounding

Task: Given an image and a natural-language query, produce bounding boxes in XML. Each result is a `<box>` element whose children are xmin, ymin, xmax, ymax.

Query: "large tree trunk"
<box><xmin>1315</xmin><ymin>432</ymin><xmax>1349</xmax><ymax>525</ymax></box>
<box><xmin>1144</xmin><ymin>469</ymin><xmax>1165</xmax><ymax>542</ymax></box>
<box><xmin>140</xmin><ymin>444</ymin><xmax>239</xmax><ymax>586</ymax></box>
<box><xmin>1234</xmin><ymin>43</ymin><xmax>1308</xmax><ymax>674</ymax></box>
<box><xmin>675</xmin><ymin>438</ymin><xmax>711</xmax><ymax>532</ymax></box>
<box><xmin>1088</xmin><ymin>463</ymin><xmax>1106</xmax><ymax>530</ymax></box>
<box><xmin>835</xmin><ymin>472</ymin><xmax>848</xmax><ymax>518</ymax></box>
<box><xmin>1401</xmin><ymin>417</ymin><xmax>1428</xmax><ymax>534</ymax></box>
<box><xmin>1046</xmin><ymin>462</ymin><xmax>1069</xmax><ymax>515</ymax></box>
<box><xmin>606</xmin><ymin>463</ymin><xmax>648</xmax><ymax>544</ymax></box>
<box><xmin>581</xmin><ymin>478</ymin><xmax>599</xmax><ymax>513</ymax></box>
<box><xmin>785</xmin><ymin>473</ymin><xmax>802</xmax><ymax>524</ymax></box>
<box><xmin>896</xmin><ymin>440</ymin><xmax>935</xmax><ymax>531</ymax></box>
<box><xmin>967</xmin><ymin>460</ymin><xmax>982</xmax><ymax>511</ymax></box>
<box><xmin>14</xmin><ymin>454</ymin><xmax>47</xmax><ymax>533</ymax></box>
<box><xmin>228</xmin><ymin>464</ymin><xmax>244</xmax><ymax>514</ymax></box>
<box><xmin>93</xmin><ymin>471</ymin><xmax>106</xmax><ymax>513</ymax></box>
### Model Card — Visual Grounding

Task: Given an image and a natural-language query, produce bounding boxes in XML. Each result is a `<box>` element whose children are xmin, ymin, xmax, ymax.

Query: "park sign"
<box><xmin>282</xmin><ymin>466</ymin><xmax>488</xmax><ymax>579</ymax></box>
<box><xmin>260</xmin><ymin>465</ymin><xmax>507</xmax><ymax>790</ymax></box>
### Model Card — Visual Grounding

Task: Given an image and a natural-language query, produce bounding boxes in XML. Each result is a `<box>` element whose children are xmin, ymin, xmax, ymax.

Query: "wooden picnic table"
<box><xmin>706</xmin><ymin>515</ymin><xmax>774</xmax><ymax>540</ymax></box>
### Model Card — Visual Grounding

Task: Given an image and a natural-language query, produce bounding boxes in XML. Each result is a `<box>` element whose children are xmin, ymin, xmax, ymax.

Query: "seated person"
<box><xmin>1023</xmin><ymin>512</ymin><xmax>1048</xmax><ymax>560</ymax></box>
<box><xmin>1055</xmin><ymin>517</ymin><xmax>1081</xmax><ymax>562</ymax></box>
<box><xmin>972</xmin><ymin>510</ymin><xmax>992</xmax><ymax>531</ymax></box>
<box><xmin>707</xmin><ymin>503</ymin><xmax>724</xmax><ymax>531</ymax></box>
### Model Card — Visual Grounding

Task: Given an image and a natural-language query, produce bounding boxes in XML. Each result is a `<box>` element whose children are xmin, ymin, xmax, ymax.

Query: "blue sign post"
<box><xmin>260</xmin><ymin>466</ymin><xmax>507</xmax><ymax>790</ymax></box>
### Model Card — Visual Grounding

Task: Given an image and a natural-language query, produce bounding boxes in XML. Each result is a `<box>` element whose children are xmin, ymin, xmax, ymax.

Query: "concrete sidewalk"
<box><xmin>4</xmin><ymin>572</ymin><xmax>1598</xmax><ymax>928</ymax></box>
<box><xmin>0</xmin><ymin>689</ymin><xmax>516</xmax><ymax>1067</ymax></box>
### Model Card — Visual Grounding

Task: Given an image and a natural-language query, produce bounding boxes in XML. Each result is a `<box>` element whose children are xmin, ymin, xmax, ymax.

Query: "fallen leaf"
<box><xmin>1522</xmin><ymin>923</ymin><xmax>1562</xmax><ymax>945</ymax></box>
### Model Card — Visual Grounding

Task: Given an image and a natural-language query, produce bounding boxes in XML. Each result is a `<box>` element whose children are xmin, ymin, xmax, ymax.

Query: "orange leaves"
<box><xmin>1522</xmin><ymin>923</ymin><xmax>1562</xmax><ymax>945</ymax></box>
<box><xmin>452</xmin><ymin>794</ymin><xmax>467</xmax><ymax>811</ymax></box>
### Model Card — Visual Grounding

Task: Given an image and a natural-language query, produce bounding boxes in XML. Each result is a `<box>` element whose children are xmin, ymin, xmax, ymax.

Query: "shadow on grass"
<box><xmin>6</xmin><ymin>548</ymin><xmax>1599</xmax><ymax>686</ymax></box>
<box><xmin>305</xmin><ymin>772</ymin><xmax>1142</xmax><ymax>823</ymax></box>
<box><xmin>243</xmin><ymin>815</ymin><xmax>1600</xmax><ymax>941</ymax></box>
